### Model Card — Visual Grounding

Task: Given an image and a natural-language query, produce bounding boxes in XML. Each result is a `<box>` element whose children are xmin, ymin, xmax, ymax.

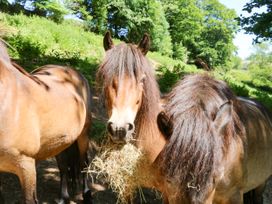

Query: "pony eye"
<box><xmin>140</xmin><ymin>75</ymin><xmax>146</xmax><ymax>83</ymax></box>
<box><xmin>136</xmin><ymin>100</ymin><xmax>140</xmax><ymax>105</ymax></box>
<box><xmin>112</xmin><ymin>81</ymin><xmax>117</xmax><ymax>90</ymax></box>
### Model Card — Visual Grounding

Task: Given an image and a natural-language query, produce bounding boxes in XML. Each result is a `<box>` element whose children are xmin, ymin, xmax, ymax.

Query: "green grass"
<box><xmin>215</xmin><ymin>69</ymin><xmax>272</xmax><ymax>110</ymax></box>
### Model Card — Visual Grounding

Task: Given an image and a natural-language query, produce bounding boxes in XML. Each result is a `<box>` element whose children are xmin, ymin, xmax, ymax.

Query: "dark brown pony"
<box><xmin>98</xmin><ymin>32</ymin><xmax>272</xmax><ymax>203</ymax></box>
<box><xmin>157</xmin><ymin>74</ymin><xmax>272</xmax><ymax>203</ymax></box>
<box><xmin>0</xmin><ymin>40</ymin><xmax>92</xmax><ymax>203</ymax></box>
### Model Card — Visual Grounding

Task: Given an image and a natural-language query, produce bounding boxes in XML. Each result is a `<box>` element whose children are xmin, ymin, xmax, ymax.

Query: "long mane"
<box><xmin>159</xmin><ymin>74</ymin><xmax>244</xmax><ymax>202</ymax></box>
<box><xmin>96</xmin><ymin>43</ymin><xmax>160</xmax><ymax>141</ymax></box>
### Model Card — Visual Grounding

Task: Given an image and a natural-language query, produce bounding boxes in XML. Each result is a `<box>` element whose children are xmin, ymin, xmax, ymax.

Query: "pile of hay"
<box><xmin>85</xmin><ymin>143</ymin><xmax>151</xmax><ymax>203</ymax></box>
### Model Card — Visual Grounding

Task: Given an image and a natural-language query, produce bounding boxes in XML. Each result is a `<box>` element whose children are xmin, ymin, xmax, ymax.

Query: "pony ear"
<box><xmin>103</xmin><ymin>31</ymin><xmax>114</xmax><ymax>51</ymax></box>
<box><xmin>157</xmin><ymin>111</ymin><xmax>173</xmax><ymax>140</ymax></box>
<box><xmin>213</xmin><ymin>101</ymin><xmax>232</xmax><ymax>132</ymax></box>
<box><xmin>138</xmin><ymin>33</ymin><xmax>150</xmax><ymax>55</ymax></box>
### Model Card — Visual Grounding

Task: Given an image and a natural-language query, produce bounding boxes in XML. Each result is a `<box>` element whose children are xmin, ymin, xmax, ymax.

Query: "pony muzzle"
<box><xmin>107</xmin><ymin>121</ymin><xmax>135</xmax><ymax>143</ymax></box>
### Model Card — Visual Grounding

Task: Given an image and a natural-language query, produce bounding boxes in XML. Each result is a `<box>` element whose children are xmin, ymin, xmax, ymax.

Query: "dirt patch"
<box><xmin>0</xmin><ymin>157</ymin><xmax>162</xmax><ymax>204</ymax></box>
<box><xmin>1</xmin><ymin>157</ymin><xmax>271</xmax><ymax>204</ymax></box>
<box><xmin>1</xmin><ymin>158</ymin><xmax>60</xmax><ymax>204</ymax></box>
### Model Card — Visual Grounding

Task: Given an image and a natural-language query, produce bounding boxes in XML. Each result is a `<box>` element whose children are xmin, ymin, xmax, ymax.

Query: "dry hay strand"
<box><xmin>0</xmin><ymin>22</ymin><xmax>15</xmax><ymax>37</ymax></box>
<box><xmin>84</xmin><ymin>142</ymin><xmax>152</xmax><ymax>203</ymax></box>
<box><xmin>0</xmin><ymin>23</ymin><xmax>8</xmax><ymax>37</ymax></box>
<box><xmin>0</xmin><ymin>22</ymin><xmax>17</xmax><ymax>52</ymax></box>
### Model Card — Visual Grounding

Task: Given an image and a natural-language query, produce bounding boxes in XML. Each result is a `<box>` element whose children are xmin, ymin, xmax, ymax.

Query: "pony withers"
<box><xmin>0</xmin><ymin>40</ymin><xmax>92</xmax><ymax>204</ymax></box>
<box><xmin>98</xmin><ymin>32</ymin><xmax>272</xmax><ymax>203</ymax></box>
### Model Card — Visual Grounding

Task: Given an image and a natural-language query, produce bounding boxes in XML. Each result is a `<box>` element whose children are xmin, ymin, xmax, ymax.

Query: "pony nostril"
<box><xmin>116</xmin><ymin>127</ymin><xmax>127</xmax><ymax>139</ymax></box>
<box><xmin>127</xmin><ymin>123</ymin><xmax>134</xmax><ymax>131</ymax></box>
<box><xmin>107</xmin><ymin>122</ymin><xmax>114</xmax><ymax>136</ymax></box>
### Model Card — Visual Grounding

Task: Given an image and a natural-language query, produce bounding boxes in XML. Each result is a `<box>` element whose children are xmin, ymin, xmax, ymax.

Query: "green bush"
<box><xmin>1</xmin><ymin>13</ymin><xmax>103</xmax><ymax>79</ymax></box>
<box><xmin>157</xmin><ymin>63</ymin><xmax>199</xmax><ymax>93</ymax></box>
<box><xmin>215</xmin><ymin>68</ymin><xmax>272</xmax><ymax>111</ymax></box>
<box><xmin>1</xmin><ymin>13</ymin><xmax>185</xmax><ymax>82</ymax></box>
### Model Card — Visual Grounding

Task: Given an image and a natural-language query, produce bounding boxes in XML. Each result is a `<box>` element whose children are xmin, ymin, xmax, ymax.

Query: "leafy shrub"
<box><xmin>173</xmin><ymin>42</ymin><xmax>188</xmax><ymax>62</ymax></box>
<box><xmin>158</xmin><ymin>63</ymin><xmax>199</xmax><ymax>93</ymax></box>
<box><xmin>215</xmin><ymin>69</ymin><xmax>272</xmax><ymax>111</ymax></box>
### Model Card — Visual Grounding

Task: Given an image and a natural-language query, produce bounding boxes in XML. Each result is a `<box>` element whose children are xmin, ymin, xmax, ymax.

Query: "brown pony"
<box><xmin>97</xmin><ymin>32</ymin><xmax>168</xmax><ymax>200</ymax></box>
<box><xmin>157</xmin><ymin>74</ymin><xmax>272</xmax><ymax>203</ymax></box>
<box><xmin>0</xmin><ymin>40</ymin><xmax>92</xmax><ymax>204</ymax></box>
<box><xmin>97</xmin><ymin>32</ymin><xmax>166</xmax><ymax>162</ymax></box>
<box><xmin>97</xmin><ymin>32</ymin><xmax>272</xmax><ymax>203</ymax></box>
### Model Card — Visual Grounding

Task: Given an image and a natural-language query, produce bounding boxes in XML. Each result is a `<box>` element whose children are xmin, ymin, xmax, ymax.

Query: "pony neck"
<box><xmin>135</xmin><ymin>95</ymin><xmax>166</xmax><ymax>163</ymax></box>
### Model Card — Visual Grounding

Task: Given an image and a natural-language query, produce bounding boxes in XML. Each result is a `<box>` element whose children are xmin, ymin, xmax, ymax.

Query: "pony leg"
<box><xmin>0</xmin><ymin>174</ymin><xmax>5</xmax><ymax>204</ymax></box>
<box><xmin>82</xmin><ymin>168</ymin><xmax>93</xmax><ymax>204</ymax></box>
<box><xmin>243</xmin><ymin>183</ymin><xmax>265</xmax><ymax>204</ymax></box>
<box><xmin>224</xmin><ymin>191</ymin><xmax>243</xmax><ymax>204</ymax></box>
<box><xmin>56</xmin><ymin>139</ymin><xmax>92</xmax><ymax>204</ymax></box>
<box><xmin>162</xmin><ymin>195</ymin><xmax>169</xmax><ymax>204</ymax></box>
<box><xmin>17</xmin><ymin>156</ymin><xmax>38</xmax><ymax>204</ymax></box>
<box><xmin>77</xmin><ymin>135</ymin><xmax>93</xmax><ymax>204</ymax></box>
<box><xmin>56</xmin><ymin>153</ymin><xmax>70</xmax><ymax>204</ymax></box>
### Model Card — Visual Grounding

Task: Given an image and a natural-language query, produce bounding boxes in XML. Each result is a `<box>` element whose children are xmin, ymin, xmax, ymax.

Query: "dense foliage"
<box><xmin>69</xmin><ymin>0</ymin><xmax>173</xmax><ymax>56</ymax></box>
<box><xmin>0</xmin><ymin>0</ymin><xmax>69</xmax><ymax>22</ymax></box>
<box><xmin>239</xmin><ymin>0</ymin><xmax>272</xmax><ymax>42</ymax></box>
<box><xmin>1</xmin><ymin>0</ymin><xmax>238</xmax><ymax>67</ymax></box>
<box><xmin>161</xmin><ymin>0</ymin><xmax>237</xmax><ymax>67</ymax></box>
<box><xmin>0</xmin><ymin>13</ymin><xmax>190</xmax><ymax>84</ymax></box>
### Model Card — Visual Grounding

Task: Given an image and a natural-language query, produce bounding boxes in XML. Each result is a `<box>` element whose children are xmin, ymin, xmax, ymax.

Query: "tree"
<box><xmin>69</xmin><ymin>0</ymin><xmax>173</xmax><ymax>56</ymax></box>
<box><xmin>161</xmin><ymin>0</ymin><xmax>237</xmax><ymax>67</ymax></box>
<box><xmin>246</xmin><ymin>42</ymin><xmax>272</xmax><ymax>88</ymax></box>
<box><xmin>125</xmin><ymin>0</ymin><xmax>172</xmax><ymax>55</ymax></box>
<box><xmin>0</xmin><ymin>0</ymin><xmax>9</xmax><ymax>6</ymax></box>
<box><xmin>65</xmin><ymin>0</ymin><xmax>92</xmax><ymax>21</ymax></box>
<box><xmin>34</xmin><ymin>0</ymin><xmax>70</xmax><ymax>23</ymax></box>
<box><xmin>198</xmin><ymin>0</ymin><xmax>237</xmax><ymax>67</ymax></box>
<box><xmin>0</xmin><ymin>0</ymin><xmax>27</xmax><ymax>14</ymax></box>
<box><xmin>161</xmin><ymin>0</ymin><xmax>203</xmax><ymax>60</ymax></box>
<box><xmin>0</xmin><ymin>0</ymin><xmax>69</xmax><ymax>23</ymax></box>
<box><xmin>67</xmin><ymin>0</ymin><xmax>107</xmax><ymax>32</ymax></box>
<box><xmin>239</xmin><ymin>0</ymin><xmax>272</xmax><ymax>42</ymax></box>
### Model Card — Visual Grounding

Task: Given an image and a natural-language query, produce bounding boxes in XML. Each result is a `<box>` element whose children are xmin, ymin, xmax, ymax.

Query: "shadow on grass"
<box><xmin>243</xmin><ymin>81</ymin><xmax>272</xmax><ymax>93</ymax></box>
<box><xmin>1</xmin><ymin>158</ymin><xmax>60</xmax><ymax>204</ymax></box>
